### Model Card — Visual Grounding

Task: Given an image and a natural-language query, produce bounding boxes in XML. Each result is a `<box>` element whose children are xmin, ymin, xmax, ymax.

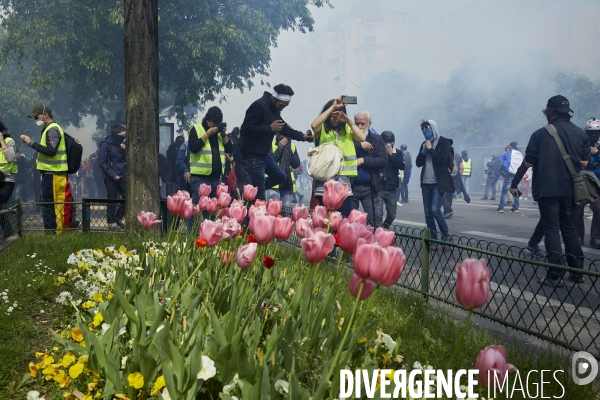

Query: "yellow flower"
<box><xmin>93</xmin><ymin>312</ymin><xmax>104</xmax><ymax>327</ymax></box>
<box><xmin>150</xmin><ymin>375</ymin><xmax>166</xmax><ymax>396</ymax></box>
<box><xmin>35</xmin><ymin>351</ymin><xmax>47</xmax><ymax>359</ymax></box>
<box><xmin>92</xmin><ymin>293</ymin><xmax>104</xmax><ymax>303</ymax></box>
<box><xmin>53</xmin><ymin>370</ymin><xmax>71</xmax><ymax>388</ymax></box>
<box><xmin>71</xmin><ymin>328</ymin><xmax>84</xmax><ymax>342</ymax></box>
<box><xmin>78</xmin><ymin>355</ymin><xmax>89</xmax><ymax>364</ymax></box>
<box><xmin>357</xmin><ymin>337</ymin><xmax>367</xmax><ymax>344</ymax></box>
<box><xmin>69</xmin><ymin>362</ymin><xmax>84</xmax><ymax>379</ymax></box>
<box><xmin>63</xmin><ymin>352</ymin><xmax>76</xmax><ymax>367</ymax></box>
<box><xmin>338</xmin><ymin>317</ymin><xmax>344</xmax><ymax>332</ymax></box>
<box><xmin>42</xmin><ymin>365</ymin><xmax>58</xmax><ymax>375</ymax></box>
<box><xmin>82</xmin><ymin>301</ymin><xmax>95</xmax><ymax>310</ymax></box>
<box><xmin>127</xmin><ymin>372</ymin><xmax>144</xmax><ymax>389</ymax></box>
<box><xmin>29</xmin><ymin>362</ymin><xmax>37</xmax><ymax>377</ymax></box>
<box><xmin>383</xmin><ymin>354</ymin><xmax>390</xmax><ymax>363</ymax></box>
<box><xmin>42</xmin><ymin>355</ymin><xmax>55</xmax><ymax>367</ymax></box>
<box><xmin>119</xmin><ymin>246</ymin><xmax>127</xmax><ymax>253</ymax></box>
<box><xmin>114</xmin><ymin>395</ymin><xmax>131</xmax><ymax>400</ymax></box>
<box><xmin>107</xmin><ymin>293</ymin><xmax>114</xmax><ymax>300</ymax></box>
<box><xmin>88</xmin><ymin>382</ymin><xmax>97</xmax><ymax>392</ymax></box>
<box><xmin>58</xmin><ymin>277</ymin><xmax>66</xmax><ymax>284</ymax></box>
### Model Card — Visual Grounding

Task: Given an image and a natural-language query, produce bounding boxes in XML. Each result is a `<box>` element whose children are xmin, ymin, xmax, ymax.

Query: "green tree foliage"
<box><xmin>0</xmin><ymin>0</ymin><xmax>330</xmax><ymax>128</ymax></box>
<box><xmin>553</xmin><ymin>72</ymin><xmax>600</xmax><ymax>127</ymax></box>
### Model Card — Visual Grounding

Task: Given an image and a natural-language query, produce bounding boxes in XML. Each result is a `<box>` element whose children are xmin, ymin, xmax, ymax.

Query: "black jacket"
<box><xmin>353</xmin><ymin>132</ymin><xmax>388</xmax><ymax>192</ymax></box>
<box><xmin>382</xmin><ymin>149</ymin><xmax>405</xmax><ymax>190</ymax></box>
<box><xmin>99</xmin><ymin>134</ymin><xmax>126</xmax><ymax>180</ymax></box>
<box><xmin>239</xmin><ymin>92</ymin><xmax>306</xmax><ymax>158</ymax></box>
<box><xmin>415</xmin><ymin>136</ymin><xmax>455</xmax><ymax>194</ymax></box>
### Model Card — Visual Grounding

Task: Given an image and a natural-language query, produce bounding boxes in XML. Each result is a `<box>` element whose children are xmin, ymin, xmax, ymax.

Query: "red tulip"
<box><xmin>217</xmin><ymin>192</ymin><xmax>232</xmax><ymax>208</ymax></box>
<box><xmin>236</xmin><ymin>243</ymin><xmax>258</xmax><ymax>270</ymax></box>
<box><xmin>338</xmin><ymin>220</ymin><xmax>374</xmax><ymax>254</ymax></box>
<box><xmin>322</xmin><ymin>179</ymin><xmax>349</xmax><ymax>211</ymax></box>
<box><xmin>243</xmin><ymin>185</ymin><xmax>258</xmax><ymax>201</ymax></box>
<box><xmin>312</xmin><ymin>205</ymin><xmax>328</xmax><ymax>228</ymax></box>
<box><xmin>374</xmin><ymin>227</ymin><xmax>395</xmax><ymax>247</ymax></box>
<box><xmin>349</xmin><ymin>274</ymin><xmax>375</xmax><ymax>300</ymax></box>
<box><xmin>251</xmin><ymin>214</ymin><xmax>275</xmax><ymax>244</ymax></box>
<box><xmin>198</xmin><ymin>184</ymin><xmax>212</xmax><ymax>198</ymax></box>
<box><xmin>475</xmin><ymin>346</ymin><xmax>517</xmax><ymax>388</ymax></box>
<box><xmin>262</xmin><ymin>256</ymin><xmax>276</xmax><ymax>269</ymax></box>
<box><xmin>348</xmin><ymin>209</ymin><xmax>368</xmax><ymax>224</ymax></box>
<box><xmin>216</xmin><ymin>183</ymin><xmax>229</xmax><ymax>198</ymax></box>
<box><xmin>229</xmin><ymin>203</ymin><xmax>247</xmax><ymax>224</ymax></box>
<box><xmin>199</xmin><ymin>220</ymin><xmax>224</xmax><ymax>247</ymax></box>
<box><xmin>221</xmin><ymin>216</ymin><xmax>241</xmax><ymax>240</ymax></box>
<box><xmin>205</xmin><ymin>198</ymin><xmax>218</xmax><ymax>214</ymax></box>
<box><xmin>455</xmin><ymin>258</ymin><xmax>491</xmax><ymax>309</ymax></box>
<box><xmin>301</xmin><ymin>229</ymin><xmax>335</xmax><ymax>264</ymax></box>
<box><xmin>292</xmin><ymin>204</ymin><xmax>309</xmax><ymax>221</ymax></box>
<box><xmin>267</xmin><ymin>198</ymin><xmax>283</xmax><ymax>216</ymax></box>
<box><xmin>295</xmin><ymin>218</ymin><xmax>313</xmax><ymax>238</ymax></box>
<box><xmin>137</xmin><ymin>211</ymin><xmax>161</xmax><ymax>230</ymax></box>
<box><xmin>192</xmin><ymin>203</ymin><xmax>202</xmax><ymax>217</ymax></box>
<box><xmin>329</xmin><ymin>211</ymin><xmax>343</xmax><ymax>231</ymax></box>
<box><xmin>273</xmin><ymin>217</ymin><xmax>294</xmax><ymax>241</ymax></box>
<box><xmin>221</xmin><ymin>250</ymin><xmax>235</xmax><ymax>265</ymax></box>
<box><xmin>199</xmin><ymin>196</ymin><xmax>210</xmax><ymax>211</ymax></box>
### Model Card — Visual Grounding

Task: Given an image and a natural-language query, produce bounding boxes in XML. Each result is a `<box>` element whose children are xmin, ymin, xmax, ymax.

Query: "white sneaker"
<box><xmin>397</xmin><ymin>202</ymin><xmax>403</xmax><ymax>206</ymax></box>
<box><xmin>108</xmin><ymin>223</ymin><xmax>118</xmax><ymax>231</ymax></box>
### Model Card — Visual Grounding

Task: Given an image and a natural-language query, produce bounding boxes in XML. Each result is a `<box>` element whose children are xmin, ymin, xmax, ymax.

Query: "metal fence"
<box><xmin>2</xmin><ymin>200</ymin><xmax>599</xmax><ymax>358</ymax></box>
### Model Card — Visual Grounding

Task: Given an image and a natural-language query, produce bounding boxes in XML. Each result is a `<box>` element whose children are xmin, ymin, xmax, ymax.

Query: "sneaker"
<box><xmin>490</xmin><ymin>197</ymin><xmax>496</xmax><ymax>200</ymax></box>
<box><xmin>523</xmin><ymin>197</ymin><xmax>528</xmax><ymax>200</ymax></box>
<box><xmin>480</xmin><ymin>197</ymin><xmax>488</xmax><ymax>200</ymax></box>
<box><xmin>108</xmin><ymin>223</ymin><xmax>118</xmax><ymax>231</ymax></box>
<box><xmin>590</xmin><ymin>239</ymin><xmax>600</xmax><ymax>249</ymax></box>
<box><xmin>566</xmin><ymin>274</ymin><xmax>585</xmax><ymax>284</ymax></box>
<box><xmin>496</xmin><ymin>209</ymin><xmax>504</xmax><ymax>213</ymax></box>
<box><xmin>524</xmin><ymin>244</ymin><xmax>545</xmax><ymax>258</ymax></box>
<box><xmin>116</xmin><ymin>221</ymin><xmax>126</xmax><ymax>229</ymax></box>
<box><xmin>538</xmin><ymin>276</ymin><xmax>565</xmax><ymax>288</ymax></box>
<box><xmin>397</xmin><ymin>202</ymin><xmax>403</xmax><ymax>207</ymax></box>
<box><xmin>444</xmin><ymin>212</ymin><xmax>454</xmax><ymax>219</ymax></box>
<box><xmin>509</xmin><ymin>209</ymin><xmax>519</xmax><ymax>213</ymax></box>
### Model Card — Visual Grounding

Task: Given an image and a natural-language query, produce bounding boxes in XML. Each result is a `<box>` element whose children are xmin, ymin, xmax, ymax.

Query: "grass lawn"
<box><xmin>0</xmin><ymin>233</ymin><xmax>597</xmax><ymax>399</ymax></box>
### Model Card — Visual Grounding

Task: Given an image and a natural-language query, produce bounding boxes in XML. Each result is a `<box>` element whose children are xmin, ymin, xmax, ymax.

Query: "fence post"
<box><xmin>421</xmin><ymin>228</ymin><xmax>431</xmax><ymax>301</ymax></box>
<box><xmin>17</xmin><ymin>199</ymin><xmax>23</xmax><ymax>237</ymax></box>
<box><xmin>82</xmin><ymin>199</ymin><xmax>90</xmax><ymax>232</ymax></box>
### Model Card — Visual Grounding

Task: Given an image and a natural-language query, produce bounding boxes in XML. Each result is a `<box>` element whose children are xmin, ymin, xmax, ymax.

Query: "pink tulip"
<box><xmin>221</xmin><ymin>216</ymin><xmax>241</xmax><ymax>240</ymax></box>
<box><xmin>248</xmin><ymin>204</ymin><xmax>268</xmax><ymax>233</ymax></box>
<box><xmin>292</xmin><ymin>204</ymin><xmax>309</xmax><ymax>221</ymax></box>
<box><xmin>198</xmin><ymin>184</ymin><xmax>212</xmax><ymax>198</ymax></box>
<box><xmin>176</xmin><ymin>190</ymin><xmax>191</xmax><ymax>201</ymax></box>
<box><xmin>349</xmin><ymin>274</ymin><xmax>375</xmax><ymax>300</ymax></box>
<box><xmin>322</xmin><ymin>179</ymin><xmax>349</xmax><ymax>211</ymax></box>
<box><xmin>374</xmin><ymin>227</ymin><xmax>395</xmax><ymax>247</ymax></box>
<box><xmin>329</xmin><ymin>211</ymin><xmax>343</xmax><ymax>231</ymax></box>
<box><xmin>219</xmin><ymin>207</ymin><xmax>230</xmax><ymax>218</ymax></box>
<box><xmin>216</xmin><ymin>184</ymin><xmax>229</xmax><ymax>198</ymax></box>
<box><xmin>217</xmin><ymin>192</ymin><xmax>232</xmax><ymax>208</ymax></box>
<box><xmin>199</xmin><ymin>196</ymin><xmax>210</xmax><ymax>211</ymax></box>
<box><xmin>205</xmin><ymin>198</ymin><xmax>218</xmax><ymax>214</ymax></box>
<box><xmin>137</xmin><ymin>211</ymin><xmax>161</xmax><ymax>230</ymax></box>
<box><xmin>455</xmin><ymin>258</ymin><xmax>491</xmax><ymax>310</ymax></box>
<box><xmin>221</xmin><ymin>250</ymin><xmax>235</xmax><ymax>265</ymax></box>
<box><xmin>192</xmin><ymin>204</ymin><xmax>202</xmax><ymax>217</ymax></box>
<box><xmin>254</xmin><ymin>199</ymin><xmax>267</xmax><ymax>207</ymax></box>
<box><xmin>353</xmin><ymin>243</ymin><xmax>388</xmax><ymax>281</ymax></box>
<box><xmin>267</xmin><ymin>198</ymin><xmax>283</xmax><ymax>216</ymax></box>
<box><xmin>180</xmin><ymin>199</ymin><xmax>193</xmax><ymax>220</ymax></box>
<box><xmin>312</xmin><ymin>205</ymin><xmax>328</xmax><ymax>228</ymax></box>
<box><xmin>229</xmin><ymin>203</ymin><xmax>247</xmax><ymax>224</ymax></box>
<box><xmin>167</xmin><ymin>194</ymin><xmax>185</xmax><ymax>216</ymax></box>
<box><xmin>199</xmin><ymin>220</ymin><xmax>224</xmax><ymax>247</ymax></box>
<box><xmin>338</xmin><ymin>220</ymin><xmax>374</xmax><ymax>254</ymax></box>
<box><xmin>236</xmin><ymin>243</ymin><xmax>258</xmax><ymax>270</ymax></box>
<box><xmin>475</xmin><ymin>346</ymin><xmax>517</xmax><ymax>388</ymax></box>
<box><xmin>243</xmin><ymin>185</ymin><xmax>258</xmax><ymax>202</ymax></box>
<box><xmin>295</xmin><ymin>218</ymin><xmax>313</xmax><ymax>238</ymax></box>
<box><xmin>348</xmin><ymin>209</ymin><xmax>368</xmax><ymax>224</ymax></box>
<box><xmin>251</xmin><ymin>214</ymin><xmax>275</xmax><ymax>244</ymax></box>
<box><xmin>230</xmin><ymin>199</ymin><xmax>245</xmax><ymax>208</ymax></box>
<box><xmin>375</xmin><ymin>246</ymin><xmax>406</xmax><ymax>287</ymax></box>
<box><xmin>273</xmin><ymin>217</ymin><xmax>294</xmax><ymax>241</ymax></box>
<box><xmin>301</xmin><ymin>229</ymin><xmax>335</xmax><ymax>264</ymax></box>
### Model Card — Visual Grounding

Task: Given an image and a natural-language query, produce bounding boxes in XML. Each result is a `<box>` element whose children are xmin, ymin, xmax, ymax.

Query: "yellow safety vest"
<box><xmin>37</xmin><ymin>123</ymin><xmax>68</xmax><ymax>172</ymax></box>
<box><xmin>320</xmin><ymin>124</ymin><xmax>357</xmax><ymax>177</ymax></box>
<box><xmin>462</xmin><ymin>159</ymin><xmax>472</xmax><ymax>176</ymax></box>
<box><xmin>189</xmin><ymin>124</ymin><xmax>225</xmax><ymax>176</ymax></box>
<box><xmin>270</xmin><ymin>139</ymin><xmax>296</xmax><ymax>191</ymax></box>
<box><xmin>0</xmin><ymin>137</ymin><xmax>18</xmax><ymax>177</ymax></box>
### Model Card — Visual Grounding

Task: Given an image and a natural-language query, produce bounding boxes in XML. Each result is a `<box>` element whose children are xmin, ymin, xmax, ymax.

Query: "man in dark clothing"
<box><xmin>442</xmin><ymin>151</ymin><xmax>463</xmax><ymax>219</ymax></box>
<box><xmin>166</xmin><ymin>135</ymin><xmax>185</xmax><ymax>196</ymax></box>
<box><xmin>517</xmin><ymin>95</ymin><xmax>589</xmax><ymax>287</ymax></box>
<box><xmin>481</xmin><ymin>155</ymin><xmax>501</xmax><ymax>200</ymax></box>
<box><xmin>352</xmin><ymin>111</ymin><xmax>387</xmax><ymax>227</ymax></box>
<box><xmin>416</xmin><ymin>119</ymin><xmax>455</xmax><ymax>242</ymax></box>
<box><xmin>99</xmin><ymin>124</ymin><xmax>127</xmax><ymax>230</ymax></box>
<box><xmin>271</xmin><ymin>133</ymin><xmax>301</xmax><ymax>207</ymax></box>
<box><xmin>188</xmin><ymin>106</ymin><xmax>233</xmax><ymax>203</ymax></box>
<box><xmin>239</xmin><ymin>84</ymin><xmax>313</xmax><ymax>201</ymax></box>
<box><xmin>398</xmin><ymin>144</ymin><xmax>412</xmax><ymax>204</ymax></box>
<box><xmin>379</xmin><ymin>131</ymin><xmax>405</xmax><ymax>228</ymax></box>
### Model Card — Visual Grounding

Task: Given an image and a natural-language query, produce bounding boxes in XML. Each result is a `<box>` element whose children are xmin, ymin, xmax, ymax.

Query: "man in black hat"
<box><xmin>513</xmin><ymin>95</ymin><xmax>588</xmax><ymax>287</ymax></box>
<box><xmin>239</xmin><ymin>84</ymin><xmax>313</xmax><ymax>201</ymax></box>
<box><xmin>379</xmin><ymin>131</ymin><xmax>404</xmax><ymax>228</ymax></box>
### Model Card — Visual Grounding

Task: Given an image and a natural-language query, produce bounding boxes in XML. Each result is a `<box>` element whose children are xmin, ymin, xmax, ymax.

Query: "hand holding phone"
<box><xmin>342</xmin><ymin>95</ymin><xmax>357</xmax><ymax>105</ymax></box>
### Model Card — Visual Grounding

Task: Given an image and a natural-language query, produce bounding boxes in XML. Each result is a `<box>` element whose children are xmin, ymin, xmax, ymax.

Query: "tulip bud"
<box><xmin>322</xmin><ymin>179</ymin><xmax>349</xmax><ymax>211</ymax></box>
<box><xmin>349</xmin><ymin>274</ymin><xmax>375</xmax><ymax>300</ymax></box>
<box><xmin>292</xmin><ymin>204</ymin><xmax>309</xmax><ymax>221</ymax></box>
<box><xmin>475</xmin><ymin>345</ymin><xmax>517</xmax><ymax>388</ymax></box>
<box><xmin>236</xmin><ymin>243</ymin><xmax>258</xmax><ymax>270</ymax></box>
<box><xmin>243</xmin><ymin>185</ymin><xmax>258</xmax><ymax>201</ymax></box>
<box><xmin>198</xmin><ymin>183</ymin><xmax>212</xmax><ymax>198</ymax></box>
<box><xmin>455</xmin><ymin>258</ymin><xmax>490</xmax><ymax>310</ymax></box>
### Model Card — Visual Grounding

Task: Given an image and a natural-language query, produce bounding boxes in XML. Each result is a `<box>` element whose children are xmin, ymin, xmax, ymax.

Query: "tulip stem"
<box><xmin>167</xmin><ymin>255</ymin><xmax>205</xmax><ymax>310</ymax></box>
<box><xmin>326</xmin><ymin>210</ymin><xmax>332</xmax><ymax>233</ymax></box>
<box><xmin>448</xmin><ymin>308</ymin><xmax>473</xmax><ymax>370</ymax></box>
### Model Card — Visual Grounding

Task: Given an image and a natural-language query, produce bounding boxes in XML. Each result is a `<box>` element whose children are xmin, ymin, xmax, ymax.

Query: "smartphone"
<box><xmin>342</xmin><ymin>96</ymin><xmax>357</xmax><ymax>105</ymax></box>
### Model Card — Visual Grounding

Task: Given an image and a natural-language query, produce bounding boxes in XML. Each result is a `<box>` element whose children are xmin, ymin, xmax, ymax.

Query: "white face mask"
<box><xmin>35</xmin><ymin>120</ymin><xmax>45</xmax><ymax>127</ymax></box>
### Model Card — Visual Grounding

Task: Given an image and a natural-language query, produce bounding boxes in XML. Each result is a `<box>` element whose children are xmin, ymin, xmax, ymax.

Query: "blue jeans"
<box><xmin>240</xmin><ymin>154</ymin><xmax>286</xmax><ymax>201</ymax></box>
<box><xmin>190</xmin><ymin>175</ymin><xmax>221</xmax><ymax>224</ymax></box>
<box><xmin>462</xmin><ymin>176</ymin><xmax>470</xmax><ymax>194</ymax></box>
<box><xmin>421</xmin><ymin>184</ymin><xmax>449</xmax><ymax>239</ymax></box>
<box><xmin>498</xmin><ymin>173</ymin><xmax>519</xmax><ymax>210</ymax></box>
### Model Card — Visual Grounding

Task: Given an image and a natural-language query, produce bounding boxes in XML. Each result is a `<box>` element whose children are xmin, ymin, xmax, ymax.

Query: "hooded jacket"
<box><xmin>415</xmin><ymin>120</ymin><xmax>455</xmax><ymax>193</ymax></box>
<box><xmin>99</xmin><ymin>134</ymin><xmax>126</xmax><ymax>180</ymax></box>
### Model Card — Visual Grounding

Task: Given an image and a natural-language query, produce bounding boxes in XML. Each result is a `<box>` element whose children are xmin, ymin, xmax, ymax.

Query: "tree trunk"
<box><xmin>124</xmin><ymin>0</ymin><xmax>160</xmax><ymax>236</ymax></box>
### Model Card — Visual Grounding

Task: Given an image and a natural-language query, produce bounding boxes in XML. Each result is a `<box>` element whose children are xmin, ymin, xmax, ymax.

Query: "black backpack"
<box><xmin>64</xmin><ymin>132</ymin><xmax>83</xmax><ymax>175</ymax></box>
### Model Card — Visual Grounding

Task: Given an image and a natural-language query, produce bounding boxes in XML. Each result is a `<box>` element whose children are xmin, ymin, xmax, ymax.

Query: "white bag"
<box><xmin>307</xmin><ymin>142</ymin><xmax>344</xmax><ymax>182</ymax></box>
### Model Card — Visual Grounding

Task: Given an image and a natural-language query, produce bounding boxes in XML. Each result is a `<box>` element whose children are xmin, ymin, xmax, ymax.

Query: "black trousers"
<box><xmin>105</xmin><ymin>176</ymin><xmax>126</xmax><ymax>223</ymax></box>
<box><xmin>400</xmin><ymin>169</ymin><xmax>411</xmax><ymax>202</ymax></box>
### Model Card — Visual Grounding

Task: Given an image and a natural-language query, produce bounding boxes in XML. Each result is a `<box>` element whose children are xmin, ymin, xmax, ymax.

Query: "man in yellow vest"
<box><xmin>0</xmin><ymin>121</ymin><xmax>17</xmax><ymax>205</ymax></box>
<box><xmin>460</xmin><ymin>149</ymin><xmax>471</xmax><ymax>196</ymax></box>
<box><xmin>270</xmin><ymin>133</ymin><xmax>300</xmax><ymax>207</ymax></box>
<box><xmin>21</xmin><ymin>104</ymin><xmax>74</xmax><ymax>234</ymax></box>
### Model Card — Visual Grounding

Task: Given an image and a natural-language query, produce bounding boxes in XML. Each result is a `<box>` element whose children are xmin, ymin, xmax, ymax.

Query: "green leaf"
<box><xmin>114</xmin><ymin>285</ymin><xmax>139</xmax><ymax>325</ymax></box>
<box><xmin>206</xmin><ymin>301</ymin><xmax>228</xmax><ymax>349</ymax></box>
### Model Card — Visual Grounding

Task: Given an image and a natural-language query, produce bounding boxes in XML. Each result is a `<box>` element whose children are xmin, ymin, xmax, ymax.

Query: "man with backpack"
<box><xmin>21</xmin><ymin>104</ymin><xmax>74</xmax><ymax>233</ymax></box>
<box><xmin>481</xmin><ymin>154</ymin><xmax>501</xmax><ymax>200</ymax></box>
<box><xmin>99</xmin><ymin>125</ymin><xmax>127</xmax><ymax>230</ymax></box>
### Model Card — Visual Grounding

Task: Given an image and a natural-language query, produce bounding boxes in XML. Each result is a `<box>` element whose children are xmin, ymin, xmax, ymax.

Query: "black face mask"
<box><xmin>112</xmin><ymin>133</ymin><xmax>125</xmax><ymax>143</ymax></box>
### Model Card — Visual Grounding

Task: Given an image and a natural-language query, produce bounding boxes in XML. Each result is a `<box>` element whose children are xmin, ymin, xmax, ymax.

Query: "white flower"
<box><xmin>7</xmin><ymin>307</ymin><xmax>13</xmax><ymax>313</ymax></box>
<box><xmin>56</xmin><ymin>291</ymin><xmax>73</xmax><ymax>305</ymax></box>
<box><xmin>39</xmin><ymin>310</ymin><xmax>45</xmax><ymax>314</ymax></box>
<box><xmin>27</xmin><ymin>390</ymin><xmax>45</xmax><ymax>400</ymax></box>
<box><xmin>160</xmin><ymin>388</ymin><xmax>171</xmax><ymax>400</ymax></box>
<box><xmin>101</xmin><ymin>323</ymin><xmax>111</xmax><ymax>335</ymax></box>
<box><xmin>275</xmin><ymin>380</ymin><xmax>289</xmax><ymax>394</ymax></box>
<box><xmin>381</xmin><ymin>333</ymin><xmax>396</xmax><ymax>353</ymax></box>
<box><xmin>197</xmin><ymin>355</ymin><xmax>216</xmax><ymax>380</ymax></box>
<box><xmin>121</xmin><ymin>355</ymin><xmax>128</xmax><ymax>369</ymax></box>
<box><xmin>12</xmin><ymin>302</ymin><xmax>17</xmax><ymax>307</ymax></box>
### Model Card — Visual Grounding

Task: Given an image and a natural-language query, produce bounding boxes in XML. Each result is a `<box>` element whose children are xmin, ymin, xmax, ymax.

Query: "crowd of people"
<box><xmin>0</xmin><ymin>90</ymin><xmax>596</xmax><ymax>286</ymax></box>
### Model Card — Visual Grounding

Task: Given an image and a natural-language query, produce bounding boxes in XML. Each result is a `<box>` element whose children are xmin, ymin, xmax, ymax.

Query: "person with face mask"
<box><xmin>415</xmin><ymin>119</ymin><xmax>455</xmax><ymax>247</ymax></box>
<box><xmin>21</xmin><ymin>104</ymin><xmax>75</xmax><ymax>234</ymax></box>
<box><xmin>99</xmin><ymin>124</ymin><xmax>127</xmax><ymax>230</ymax></box>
